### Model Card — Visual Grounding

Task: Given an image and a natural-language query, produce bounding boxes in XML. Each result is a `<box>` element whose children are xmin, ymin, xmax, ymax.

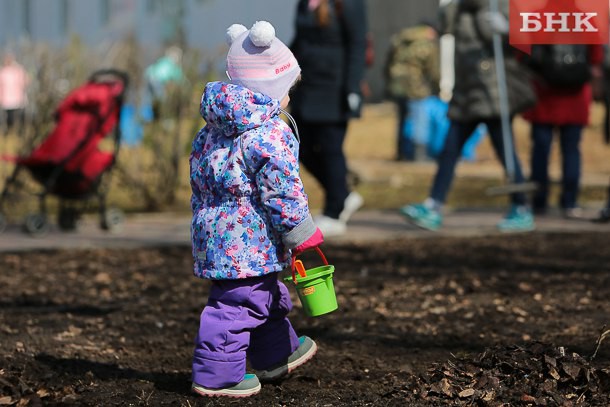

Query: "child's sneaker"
<box><xmin>399</xmin><ymin>203</ymin><xmax>443</xmax><ymax>231</ymax></box>
<box><xmin>191</xmin><ymin>374</ymin><xmax>261</xmax><ymax>398</ymax></box>
<box><xmin>255</xmin><ymin>336</ymin><xmax>317</xmax><ymax>382</ymax></box>
<box><xmin>497</xmin><ymin>205</ymin><xmax>535</xmax><ymax>232</ymax></box>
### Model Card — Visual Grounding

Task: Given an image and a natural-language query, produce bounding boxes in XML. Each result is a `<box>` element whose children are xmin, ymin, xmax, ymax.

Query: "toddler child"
<box><xmin>189</xmin><ymin>21</ymin><xmax>323</xmax><ymax>398</ymax></box>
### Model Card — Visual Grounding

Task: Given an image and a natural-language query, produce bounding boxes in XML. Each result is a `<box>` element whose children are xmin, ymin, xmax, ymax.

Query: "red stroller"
<box><xmin>0</xmin><ymin>69</ymin><xmax>129</xmax><ymax>236</ymax></box>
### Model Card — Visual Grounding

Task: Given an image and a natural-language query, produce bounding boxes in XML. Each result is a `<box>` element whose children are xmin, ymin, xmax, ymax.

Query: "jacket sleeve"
<box><xmin>341</xmin><ymin>0</ymin><xmax>368</xmax><ymax>95</ymax></box>
<box><xmin>439</xmin><ymin>0</ymin><xmax>459</xmax><ymax>36</ymax></box>
<box><xmin>243</xmin><ymin>121</ymin><xmax>316</xmax><ymax>249</ymax></box>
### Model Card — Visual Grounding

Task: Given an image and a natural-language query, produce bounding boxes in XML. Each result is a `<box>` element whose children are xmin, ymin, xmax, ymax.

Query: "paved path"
<box><xmin>0</xmin><ymin>207</ymin><xmax>608</xmax><ymax>252</ymax></box>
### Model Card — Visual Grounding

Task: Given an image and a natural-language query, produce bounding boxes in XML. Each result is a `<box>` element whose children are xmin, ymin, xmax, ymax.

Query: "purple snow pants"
<box><xmin>192</xmin><ymin>273</ymin><xmax>300</xmax><ymax>389</ymax></box>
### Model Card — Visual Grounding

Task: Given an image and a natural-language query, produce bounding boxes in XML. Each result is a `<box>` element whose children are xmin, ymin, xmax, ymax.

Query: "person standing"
<box><xmin>523</xmin><ymin>44</ymin><xmax>604</xmax><ymax>218</ymax></box>
<box><xmin>0</xmin><ymin>52</ymin><xmax>29</xmax><ymax>137</ymax></box>
<box><xmin>144</xmin><ymin>46</ymin><xmax>185</xmax><ymax>120</ymax></box>
<box><xmin>400</xmin><ymin>0</ymin><xmax>537</xmax><ymax>232</ymax></box>
<box><xmin>189</xmin><ymin>22</ymin><xmax>321</xmax><ymax>397</ymax></box>
<box><xmin>385</xmin><ymin>21</ymin><xmax>441</xmax><ymax>161</ymax></box>
<box><xmin>289</xmin><ymin>0</ymin><xmax>367</xmax><ymax>237</ymax></box>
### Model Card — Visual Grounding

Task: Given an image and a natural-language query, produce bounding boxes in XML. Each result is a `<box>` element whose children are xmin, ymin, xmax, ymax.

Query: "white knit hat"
<box><xmin>226</xmin><ymin>21</ymin><xmax>301</xmax><ymax>101</ymax></box>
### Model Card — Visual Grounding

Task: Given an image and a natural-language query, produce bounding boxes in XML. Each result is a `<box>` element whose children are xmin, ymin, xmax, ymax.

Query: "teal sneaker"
<box><xmin>192</xmin><ymin>374</ymin><xmax>261</xmax><ymax>398</ymax></box>
<box><xmin>497</xmin><ymin>205</ymin><xmax>535</xmax><ymax>232</ymax></box>
<box><xmin>399</xmin><ymin>203</ymin><xmax>443</xmax><ymax>231</ymax></box>
<box><xmin>255</xmin><ymin>336</ymin><xmax>317</xmax><ymax>382</ymax></box>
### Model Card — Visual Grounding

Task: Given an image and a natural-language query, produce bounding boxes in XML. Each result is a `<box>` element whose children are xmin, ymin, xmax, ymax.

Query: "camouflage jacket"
<box><xmin>385</xmin><ymin>25</ymin><xmax>440</xmax><ymax>100</ymax></box>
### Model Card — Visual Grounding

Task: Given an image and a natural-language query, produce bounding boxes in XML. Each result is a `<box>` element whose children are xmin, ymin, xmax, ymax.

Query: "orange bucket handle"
<box><xmin>291</xmin><ymin>246</ymin><xmax>329</xmax><ymax>283</ymax></box>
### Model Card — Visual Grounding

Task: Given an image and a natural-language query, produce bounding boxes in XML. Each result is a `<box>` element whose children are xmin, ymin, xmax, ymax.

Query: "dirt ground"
<box><xmin>1</xmin><ymin>231</ymin><xmax>610</xmax><ymax>406</ymax></box>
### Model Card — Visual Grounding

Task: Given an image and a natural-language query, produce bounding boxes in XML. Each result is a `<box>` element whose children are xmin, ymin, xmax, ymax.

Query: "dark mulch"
<box><xmin>1</xmin><ymin>231</ymin><xmax>609</xmax><ymax>406</ymax></box>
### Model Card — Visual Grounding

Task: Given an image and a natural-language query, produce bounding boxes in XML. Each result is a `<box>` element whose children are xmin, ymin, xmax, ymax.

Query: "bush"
<box><xmin>2</xmin><ymin>35</ymin><xmax>222</xmax><ymax>214</ymax></box>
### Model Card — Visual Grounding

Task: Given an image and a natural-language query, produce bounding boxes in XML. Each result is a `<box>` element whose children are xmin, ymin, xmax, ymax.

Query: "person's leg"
<box><xmin>485</xmin><ymin>118</ymin><xmax>528</xmax><ymax>207</ymax></box>
<box><xmin>399</xmin><ymin>120</ymin><xmax>474</xmax><ymax>231</ymax></box>
<box><xmin>558</xmin><ymin>124</ymin><xmax>583</xmax><ymax>210</ymax></box>
<box><xmin>529</xmin><ymin>123</ymin><xmax>554</xmax><ymax>212</ymax></box>
<box><xmin>5</xmin><ymin>109</ymin><xmax>15</xmax><ymax>134</ymax></box>
<box><xmin>247</xmin><ymin>277</ymin><xmax>300</xmax><ymax>371</ymax></box>
<box><xmin>16</xmin><ymin>108</ymin><xmax>25</xmax><ymax>137</ymax></box>
<box><xmin>461</xmin><ymin>124</ymin><xmax>486</xmax><ymax>161</ymax></box>
<box><xmin>429</xmin><ymin>120</ymin><xmax>477</xmax><ymax>204</ymax></box>
<box><xmin>296</xmin><ymin>119</ymin><xmax>326</xmax><ymax>186</ymax></box>
<box><xmin>0</xmin><ymin>109</ymin><xmax>7</xmax><ymax>137</ymax></box>
<box><xmin>192</xmin><ymin>275</ymin><xmax>280</xmax><ymax>389</ymax></box>
<box><xmin>485</xmin><ymin>119</ymin><xmax>535</xmax><ymax>231</ymax></box>
<box><xmin>396</xmin><ymin>97</ymin><xmax>412</xmax><ymax>160</ymax></box>
<box><xmin>316</xmin><ymin>122</ymin><xmax>349</xmax><ymax>219</ymax></box>
<box><xmin>427</xmin><ymin>97</ymin><xmax>450</xmax><ymax>159</ymax></box>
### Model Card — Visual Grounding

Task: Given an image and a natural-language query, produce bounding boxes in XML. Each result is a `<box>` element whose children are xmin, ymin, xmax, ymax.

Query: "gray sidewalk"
<box><xmin>0</xmin><ymin>207</ymin><xmax>607</xmax><ymax>252</ymax></box>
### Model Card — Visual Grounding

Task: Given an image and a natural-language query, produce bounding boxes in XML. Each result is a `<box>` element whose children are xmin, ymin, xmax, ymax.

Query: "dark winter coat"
<box><xmin>289</xmin><ymin>0</ymin><xmax>368</xmax><ymax>123</ymax></box>
<box><xmin>443</xmin><ymin>0</ymin><xmax>536</xmax><ymax>122</ymax></box>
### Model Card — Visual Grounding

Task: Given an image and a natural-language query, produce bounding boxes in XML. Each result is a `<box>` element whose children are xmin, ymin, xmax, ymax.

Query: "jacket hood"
<box><xmin>199</xmin><ymin>81</ymin><xmax>280</xmax><ymax>137</ymax></box>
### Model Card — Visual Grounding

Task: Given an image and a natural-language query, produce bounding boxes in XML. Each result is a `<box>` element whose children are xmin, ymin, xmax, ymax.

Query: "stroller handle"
<box><xmin>87</xmin><ymin>69</ymin><xmax>130</xmax><ymax>160</ymax></box>
<box><xmin>89</xmin><ymin>69</ymin><xmax>130</xmax><ymax>90</ymax></box>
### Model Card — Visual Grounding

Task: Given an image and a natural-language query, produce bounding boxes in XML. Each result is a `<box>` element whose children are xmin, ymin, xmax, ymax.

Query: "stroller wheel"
<box><xmin>101</xmin><ymin>207</ymin><xmax>124</xmax><ymax>232</ymax></box>
<box><xmin>23</xmin><ymin>213</ymin><xmax>50</xmax><ymax>237</ymax></box>
<box><xmin>0</xmin><ymin>213</ymin><xmax>6</xmax><ymax>234</ymax></box>
<box><xmin>58</xmin><ymin>207</ymin><xmax>80</xmax><ymax>231</ymax></box>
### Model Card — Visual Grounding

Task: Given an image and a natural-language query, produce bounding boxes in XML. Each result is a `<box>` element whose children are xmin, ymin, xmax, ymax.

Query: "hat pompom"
<box><xmin>249</xmin><ymin>21</ymin><xmax>275</xmax><ymax>47</ymax></box>
<box><xmin>226</xmin><ymin>24</ymin><xmax>248</xmax><ymax>45</ymax></box>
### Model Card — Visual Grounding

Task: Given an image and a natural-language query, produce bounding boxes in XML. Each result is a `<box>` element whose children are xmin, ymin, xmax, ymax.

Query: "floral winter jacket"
<box><xmin>190</xmin><ymin>81</ymin><xmax>316</xmax><ymax>280</ymax></box>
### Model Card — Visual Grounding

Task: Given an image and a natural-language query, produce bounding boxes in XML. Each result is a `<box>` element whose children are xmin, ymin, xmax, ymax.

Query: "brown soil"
<box><xmin>1</xmin><ymin>232</ymin><xmax>610</xmax><ymax>406</ymax></box>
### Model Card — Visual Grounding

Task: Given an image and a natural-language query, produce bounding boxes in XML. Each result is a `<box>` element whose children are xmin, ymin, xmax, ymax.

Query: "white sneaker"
<box><xmin>314</xmin><ymin>215</ymin><xmax>347</xmax><ymax>237</ymax></box>
<box><xmin>339</xmin><ymin>192</ymin><xmax>364</xmax><ymax>223</ymax></box>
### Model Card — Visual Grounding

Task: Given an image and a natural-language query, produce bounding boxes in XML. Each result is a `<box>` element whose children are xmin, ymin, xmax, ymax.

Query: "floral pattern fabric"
<box><xmin>190</xmin><ymin>81</ymin><xmax>312</xmax><ymax>280</ymax></box>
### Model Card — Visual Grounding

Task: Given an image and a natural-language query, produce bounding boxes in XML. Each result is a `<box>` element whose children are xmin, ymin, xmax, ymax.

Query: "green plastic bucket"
<box><xmin>285</xmin><ymin>247</ymin><xmax>338</xmax><ymax>317</ymax></box>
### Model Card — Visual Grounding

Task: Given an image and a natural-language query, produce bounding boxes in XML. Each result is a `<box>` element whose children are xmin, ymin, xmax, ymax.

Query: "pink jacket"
<box><xmin>0</xmin><ymin>63</ymin><xmax>29</xmax><ymax>110</ymax></box>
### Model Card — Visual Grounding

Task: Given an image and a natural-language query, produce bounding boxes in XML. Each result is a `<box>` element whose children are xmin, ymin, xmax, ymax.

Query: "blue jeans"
<box><xmin>530</xmin><ymin>123</ymin><xmax>582</xmax><ymax>210</ymax></box>
<box><xmin>430</xmin><ymin>119</ymin><xmax>527</xmax><ymax>206</ymax></box>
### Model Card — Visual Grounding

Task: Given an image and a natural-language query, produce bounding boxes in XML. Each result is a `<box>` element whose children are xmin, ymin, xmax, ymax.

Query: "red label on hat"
<box><xmin>509</xmin><ymin>0</ymin><xmax>608</xmax><ymax>53</ymax></box>
<box><xmin>275</xmin><ymin>62</ymin><xmax>291</xmax><ymax>75</ymax></box>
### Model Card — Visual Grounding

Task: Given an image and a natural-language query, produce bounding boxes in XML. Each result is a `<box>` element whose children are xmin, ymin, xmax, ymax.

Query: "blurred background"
<box><xmin>0</xmin><ymin>0</ymin><xmax>439</xmax><ymax>102</ymax></box>
<box><xmin>0</xmin><ymin>0</ymin><xmax>609</xmax><ymax>233</ymax></box>
<box><xmin>0</xmin><ymin>0</ymin><xmax>439</xmax><ymax>222</ymax></box>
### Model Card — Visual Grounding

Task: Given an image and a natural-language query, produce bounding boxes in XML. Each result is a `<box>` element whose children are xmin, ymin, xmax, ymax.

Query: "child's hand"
<box><xmin>292</xmin><ymin>227</ymin><xmax>324</xmax><ymax>256</ymax></box>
